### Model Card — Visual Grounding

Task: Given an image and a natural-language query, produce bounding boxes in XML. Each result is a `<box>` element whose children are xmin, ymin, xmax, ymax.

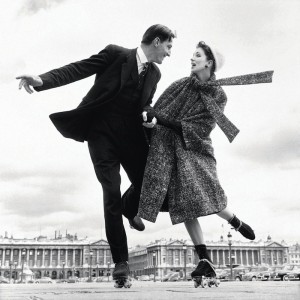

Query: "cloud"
<box><xmin>0</xmin><ymin>167</ymin><xmax>82</xmax><ymax>217</ymax></box>
<box><xmin>234</xmin><ymin>128</ymin><xmax>300</xmax><ymax>167</ymax></box>
<box><xmin>19</xmin><ymin>0</ymin><xmax>67</xmax><ymax>15</ymax></box>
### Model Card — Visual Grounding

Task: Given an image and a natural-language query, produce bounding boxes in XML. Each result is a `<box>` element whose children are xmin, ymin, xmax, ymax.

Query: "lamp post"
<box><xmin>183</xmin><ymin>245</ymin><xmax>187</xmax><ymax>281</ymax></box>
<box><xmin>13</xmin><ymin>261</ymin><xmax>17</xmax><ymax>283</ymax></box>
<box><xmin>153</xmin><ymin>251</ymin><xmax>156</xmax><ymax>282</ymax></box>
<box><xmin>9</xmin><ymin>261</ymin><xmax>13</xmax><ymax>284</ymax></box>
<box><xmin>107</xmin><ymin>262</ymin><xmax>110</xmax><ymax>282</ymax></box>
<box><xmin>227</xmin><ymin>232</ymin><xmax>233</xmax><ymax>280</ymax></box>
<box><xmin>89</xmin><ymin>250</ymin><xmax>93</xmax><ymax>282</ymax></box>
<box><xmin>21</xmin><ymin>249</ymin><xmax>26</xmax><ymax>283</ymax></box>
<box><xmin>62</xmin><ymin>261</ymin><xmax>65</xmax><ymax>279</ymax></box>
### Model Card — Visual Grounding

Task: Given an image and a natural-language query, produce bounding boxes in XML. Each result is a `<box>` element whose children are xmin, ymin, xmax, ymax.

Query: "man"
<box><xmin>17</xmin><ymin>24</ymin><xmax>175</xmax><ymax>281</ymax></box>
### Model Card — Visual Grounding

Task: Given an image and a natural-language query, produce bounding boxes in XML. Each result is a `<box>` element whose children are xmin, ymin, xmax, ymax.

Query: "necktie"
<box><xmin>138</xmin><ymin>63</ymin><xmax>149</xmax><ymax>88</ymax></box>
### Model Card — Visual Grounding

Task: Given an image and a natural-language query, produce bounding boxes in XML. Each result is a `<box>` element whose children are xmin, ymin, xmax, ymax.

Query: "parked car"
<box><xmin>241</xmin><ymin>267</ymin><xmax>268</xmax><ymax>281</ymax></box>
<box><xmin>240</xmin><ymin>266</ymin><xmax>269</xmax><ymax>281</ymax></box>
<box><xmin>0</xmin><ymin>276</ymin><xmax>10</xmax><ymax>284</ymax></box>
<box><xmin>281</xmin><ymin>267</ymin><xmax>300</xmax><ymax>281</ymax></box>
<box><xmin>168</xmin><ymin>272</ymin><xmax>180</xmax><ymax>282</ymax></box>
<box><xmin>162</xmin><ymin>272</ymin><xmax>175</xmax><ymax>282</ymax></box>
<box><xmin>35</xmin><ymin>277</ymin><xmax>54</xmax><ymax>284</ymax></box>
<box><xmin>138</xmin><ymin>275</ymin><xmax>150</xmax><ymax>281</ymax></box>
<box><xmin>258</xmin><ymin>266</ymin><xmax>284</xmax><ymax>281</ymax></box>
<box><xmin>215</xmin><ymin>269</ymin><xmax>230</xmax><ymax>281</ymax></box>
<box><xmin>67</xmin><ymin>276</ymin><xmax>80</xmax><ymax>283</ymax></box>
<box><xmin>274</xmin><ymin>265</ymin><xmax>299</xmax><ymax>281</ymax></box>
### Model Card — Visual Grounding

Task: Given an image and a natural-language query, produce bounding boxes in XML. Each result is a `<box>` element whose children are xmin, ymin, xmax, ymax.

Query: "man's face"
<box><xmin>153</xmin><ymin>38</ymin><xmax>173</xmax><ymax>64</ymax></box>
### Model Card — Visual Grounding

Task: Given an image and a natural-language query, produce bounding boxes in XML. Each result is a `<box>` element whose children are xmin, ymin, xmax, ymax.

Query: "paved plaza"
<box><xmin>0</xmin><ymin>281</ymin><xmax>300</xmax><ymax>300</ymax></box>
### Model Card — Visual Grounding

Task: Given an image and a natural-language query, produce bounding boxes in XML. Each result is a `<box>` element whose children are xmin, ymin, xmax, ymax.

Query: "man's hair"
<box><xmin>142</xmin><ymin>24</ymin><xmax>175</xmax><ymax>45</ymax></box>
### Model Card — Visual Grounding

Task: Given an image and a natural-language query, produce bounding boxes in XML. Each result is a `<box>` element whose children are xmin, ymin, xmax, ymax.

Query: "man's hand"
<box><xmin>16</xmin><ymin>74</ymin><xmax>43</xmax><ymax>94</ymax></box>
<box><xmin>142</xmin><ymin>111</ymin><xmax>157</xmax><ymax>128</ymax></box>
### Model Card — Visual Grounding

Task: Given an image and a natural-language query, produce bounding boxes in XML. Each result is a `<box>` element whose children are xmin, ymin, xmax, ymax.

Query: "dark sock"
<box><xmin>195</xmin><ymin>244</ymin><xmax>213</xmax><ymax>263</ymax></box>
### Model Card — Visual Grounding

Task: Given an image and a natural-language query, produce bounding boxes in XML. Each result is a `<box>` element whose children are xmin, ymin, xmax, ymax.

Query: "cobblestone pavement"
<box><xmin>0</xmin><ymin>281</ymin><xmax>300</xmax><ymax>300</ymax></box>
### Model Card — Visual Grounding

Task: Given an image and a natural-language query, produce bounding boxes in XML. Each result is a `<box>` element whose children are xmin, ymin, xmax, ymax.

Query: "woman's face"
<box><xmin>191</xmin><ymin>47</ymin><xmax>209</xmax><ymax>73</ymax></box>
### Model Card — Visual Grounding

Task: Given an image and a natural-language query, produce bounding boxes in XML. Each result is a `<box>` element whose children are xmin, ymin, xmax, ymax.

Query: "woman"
<box><xmin>136</xmin><ymin>41</ymin><xmax>261</xmax><ymax>280</ymax></box>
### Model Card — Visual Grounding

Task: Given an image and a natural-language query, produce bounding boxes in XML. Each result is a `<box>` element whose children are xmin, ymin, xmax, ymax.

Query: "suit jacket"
<box><xmin>35</xmin><ymin>44</ymin><xmax>161</xmax><ymax>142</ymax></box>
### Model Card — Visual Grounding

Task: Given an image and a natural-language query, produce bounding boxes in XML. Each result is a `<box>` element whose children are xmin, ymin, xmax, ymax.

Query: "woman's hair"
<box><xmin>142</xmin><ymin>24</ymin><xmax>175</xmax><ymax>45</ymax></box>
<box><xmin>197</xmin><ymin>41</ymin><xmax>216</xmax><ymax>74</ymax></box>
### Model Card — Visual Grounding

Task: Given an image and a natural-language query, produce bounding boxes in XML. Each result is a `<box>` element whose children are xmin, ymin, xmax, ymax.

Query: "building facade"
<box><xmin>0</xmin><ymin>232</ymin><xmax>113</xmax><ymax>281</ymax></box>
<box><xmin>128</xmin><ymin>236</ymin><xmax>289</xmax><ymax>279</ymax></box>
<box><xmin>288</xmin><ymin>243</ymin><xmax>300</xmax><ymax>265</ymax></box>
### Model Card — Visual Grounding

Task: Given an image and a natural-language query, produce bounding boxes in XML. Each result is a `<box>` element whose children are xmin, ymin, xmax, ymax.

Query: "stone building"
<box><xmin>288</xmin><ymin>243</ymin><xmax>300</xmax><ymax>265</ymax></box>
<box><xmin>128</xmin><ymin>236</ymin><xmax>289</xmax><ymax>279</ymax></box>
<box><xmin>0</xmin><ymin>231</ymin><xmax>113</xmax><ymax>280</ymax></box>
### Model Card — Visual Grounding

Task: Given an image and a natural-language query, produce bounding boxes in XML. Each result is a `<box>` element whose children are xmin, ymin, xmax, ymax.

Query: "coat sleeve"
<box><xmin>181</xmin><ymin>87</ymin><xmax>227</xmax><ymax>151</ymax></box>
<box><xmin>34</xmin><ymin>44</ymin><xmax>116</xmax><ymax>91</ymax></box>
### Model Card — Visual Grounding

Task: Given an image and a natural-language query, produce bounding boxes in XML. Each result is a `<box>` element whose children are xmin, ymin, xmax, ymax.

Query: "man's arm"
<box><xmin>17</xmin><ymin>44</ymin><xmax>116</xmax><ymax>94</ymax></box>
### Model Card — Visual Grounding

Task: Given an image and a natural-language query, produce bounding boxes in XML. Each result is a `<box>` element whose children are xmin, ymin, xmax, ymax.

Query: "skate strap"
<box><xmin>199</xmin><ymin>259</ymin><xmax>216</xmax><ymax>271</ymax></box>
<box><xmin>234</xmin><ymin>220</ymin><xmax>243</xmax><ymax>231</ymax></box>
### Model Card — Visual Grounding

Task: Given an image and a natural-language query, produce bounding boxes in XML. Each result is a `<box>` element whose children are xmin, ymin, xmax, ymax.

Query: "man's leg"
<box><xmin>120</xmin><ymin>124</ymin><xmax>149</xmax><ymax>220</ymax></box>
<box><xmin>88</xmin><ymin>133</ymin><xmax>128</xmax><ymax>264</ymax></box>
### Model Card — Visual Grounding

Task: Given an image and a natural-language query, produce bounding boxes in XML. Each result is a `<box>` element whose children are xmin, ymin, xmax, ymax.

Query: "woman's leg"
<box><xmin>184</xmin><ymin>219</ymin><xmax>215</xmax><ymax>278</ymax></box>
<box><xmin>217</xmin><ymin>208</ymin><xmax>255</xmax><ymax>240</ymax></box>
<box><xmin>184</xmin><ymin>219</ymin><xmax>204</xmax><ymax>245</ymax></box>
<box><xmin>216</xmin><ymin>208</ymin><xmax>234</xmax><ymax>221</ymax></box>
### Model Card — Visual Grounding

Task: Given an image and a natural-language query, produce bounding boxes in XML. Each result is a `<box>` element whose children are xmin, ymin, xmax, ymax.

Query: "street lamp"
<box><xmin>9</xmin><ymin>261</ymin><xmax>13</xmax><ymax>284</ymax></box>
<box><xmin>13</xmin><ymin>261</ymin><xmax>17</xmax><ymax>283</ymax></box>
<box><xmin>153</xmin><ymin>251</ymin><xmax>156</xmax><ymax>282</ymax></box>
<box><xmin>227</xmin><ymin>232</ymin><xmax>233</xmax><ymax>280</ymax></box>
<box><xmin>89</xmin><ymin>250</ymin><xmax>93</xmax><ymax>282</ymax></box>
<box><xmin>21</xmin><ymin>249</ymin><xmax>26</xmax><ymax>283</ymax></box>
<box><xmin>183</xmin><ymin>245</ymin><xmax>187</xmax><ymax>281</ymax></box>
<box><xmin>107</xmin><ymin>262</ymin><xmax>110</xmax><ymax>282</ymax></box>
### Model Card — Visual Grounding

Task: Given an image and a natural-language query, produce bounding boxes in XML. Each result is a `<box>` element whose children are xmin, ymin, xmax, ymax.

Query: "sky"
<box><xmin>0</xmin><ymin>0</ymin><xmax>299</xmax><ymax>248</ymax></box>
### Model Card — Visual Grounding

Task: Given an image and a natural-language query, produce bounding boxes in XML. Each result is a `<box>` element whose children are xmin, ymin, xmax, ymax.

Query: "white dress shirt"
<box><xmin>136</xmin><ymin>47</ymin><xmax>149</xmax><ymax>74</ymax></box>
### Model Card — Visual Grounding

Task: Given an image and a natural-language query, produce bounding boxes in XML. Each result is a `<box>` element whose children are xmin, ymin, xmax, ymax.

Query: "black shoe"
<box><xmin>191</xmin><ymin>259</ymin><xmax>216</xmax><ymax>278</ymax></box>
<box><xmin>129</xmin><ymin>216</ymin><xmax>145</xmax><ymax>231</ymax></box>
<box><xmin>229</xmin><ymin>215</ymin><xmax>255</xmax><ymax>240</ymax></box>
<box><xmin>113</xmin><ymin>261</ymin><xmax>130</xmax><ymax>279</ymax></box>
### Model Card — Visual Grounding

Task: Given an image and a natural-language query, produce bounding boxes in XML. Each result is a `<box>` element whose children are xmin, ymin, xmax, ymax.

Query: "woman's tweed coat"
<box><xmin>137</xmin><ymin>74</ymin><xmax>229</xmax><ymax>225</ymax></box>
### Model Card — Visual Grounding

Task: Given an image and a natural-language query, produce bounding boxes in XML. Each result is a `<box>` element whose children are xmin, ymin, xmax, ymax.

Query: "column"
<box><xmin>42</xmin><ymin>249</ymin><xmax>45</xmax><ymax>267</ymax></box>
<box><xmin>270</xmin><ymin>251</ymin><xmax>274</xmax><ymax>265</ymax></box>
<box><xmin>240</xmin><ymin>250</ymin><xmax>243</xmax><ymax>265</ymax></box>
<box><xmin>73</xmin><ymin>249</ymin><xmax>75</xmax><ymax>267</ymax></box>
<box><xmin>222</xmin><ymin>250</ymin><xmax>225</xmax><ymax>266</ymax></box>
<box><xmin>26</xmin><ymin>249</ymin><xmax>30</xmax><ymax>266</ymax></box>
<box><xmin>1</xmin><ymin>248</ymin><xmax>5</xmax><ymax>266</ymax></box>
<box><xmin>252</xmin><ymin>250</ymin><xmax>255</xmax><ymax>265</ymax></box>
<box><xmin>217</xmin><ymin>250</ymin><xmax>220</xmax><ymax>266</ymax></box>
<box><xmin>49</xmin><ymin>249</ymin><xmax>53</xmax><ymax>267</ymax></box>
<box><xmin>65</xmin><ymin>249</ymin><xmax>68</xmax><ymax>267</ymax></box>
<box><xmin>57</xmin><ymin>249</ymin><xmax>61</xmax><ymax>267</ymax></box>
<box><xmin>18</xmin><ymin>249</ymin><xmax>22</xmax><ymax>266</ymax></box>
<box><xmin>96</xmin><ymin>249</ymin><xmax>99</xmax><ymax>265</ymax></box>
<box><xmin>34</xmin><ymin>249</ymin><xmax>38</xmax><ymax>267</ymax></box>
<box><xmin>10</xmin><ymin>248</ymin><xmax>13</xmax><ymax>262</ymax></box>
<box><xmin>234</xmin><ymin>250</ymin><xmax>237</xmax><ymax>265</ymax></box>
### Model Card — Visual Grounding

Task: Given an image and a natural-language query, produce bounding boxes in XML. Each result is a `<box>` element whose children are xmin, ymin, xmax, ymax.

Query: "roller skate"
<box><xmin>192</xmin><ymin>259</ymin><xmax>219</xmax><ymax>288</ymax></box>
<box><xmin>229</xmin><ymin>215</ymin><xmax>255</xmax><ymax>240</ymax></box>
<box><xmin>113</xmin><ymin>261</ymin><xmax>132</xmax><ymax>288</ymax></box>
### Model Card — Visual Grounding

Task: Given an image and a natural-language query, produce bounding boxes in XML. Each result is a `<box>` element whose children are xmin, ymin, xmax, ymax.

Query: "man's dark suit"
<box><xmin>34</xmin><ymin>44</ymin><xmax>161</xmax><ymax>263</ymax></box>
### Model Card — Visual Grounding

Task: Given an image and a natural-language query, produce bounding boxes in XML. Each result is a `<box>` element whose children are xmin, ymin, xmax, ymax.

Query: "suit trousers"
<box><xmin>88</xmin><ymin>115</ymin><xmax>148</xmax><ymax>263</ymax></box>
